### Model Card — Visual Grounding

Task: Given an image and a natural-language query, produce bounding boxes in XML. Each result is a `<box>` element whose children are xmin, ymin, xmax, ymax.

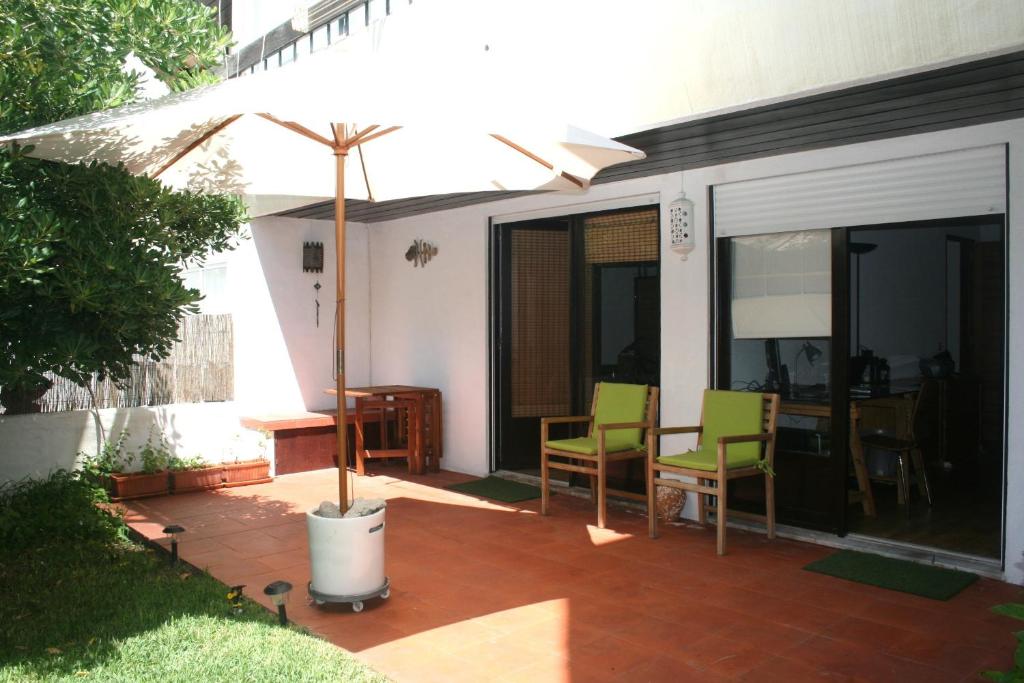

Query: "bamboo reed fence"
<box><xmin>32</xmin><ymin>314</ymin><xmax>234</xmax><ymax>412</ymax></box>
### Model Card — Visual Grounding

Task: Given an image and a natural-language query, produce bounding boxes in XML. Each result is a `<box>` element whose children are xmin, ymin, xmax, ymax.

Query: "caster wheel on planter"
<box><xmin>314</xmin><ymin>599</ymin><xmax>326</xmax><ymax>606</ymax></box>
<box><xmin>380</xmin><ymin>588</ymin><xmax>391</xmax><ymax>600</ymax></box>
<box><xmin>352</xmin><ymin>601</ymin><xmax>364</xmax><ymax>613</ymax></box>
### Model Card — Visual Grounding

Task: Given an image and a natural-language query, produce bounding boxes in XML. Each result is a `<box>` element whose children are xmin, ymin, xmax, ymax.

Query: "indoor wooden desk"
<box><xmin>780</xmin><ymin>390</ymin><xmax>920</xmax><ymax>518</ymax></box>
<box><xmin>325</xmin><ymin>385</ymin><xmax>443</xmax><ymax>475</ymax></box>
<box><xmin>780</xmin><ymin>400</ymin><xmax>876</xmax><ymax>517</ymax></box>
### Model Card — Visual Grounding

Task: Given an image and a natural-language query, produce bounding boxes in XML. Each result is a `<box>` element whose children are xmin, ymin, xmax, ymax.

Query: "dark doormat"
<box><xmin>804</xmin><ymin>550</ymin><xmax>979</xmax><ymax>600</ymax></box>
<box><xmin>444</xmin><ymin>476</ymin><xmax>546</xmax><ymax>503</ymax></box>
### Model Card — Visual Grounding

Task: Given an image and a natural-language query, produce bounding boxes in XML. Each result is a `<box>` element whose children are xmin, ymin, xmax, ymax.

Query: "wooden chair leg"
<box><xmin>911</xmin><ymin>448</ymin><xmax>932</xmax><ymax>505</ymax></box>
<box><xmin>589</xmin><ymin>472</ymin><xmax>598</xmax><ymax>505</ymax></box>
<box><xmin>765</xmin><ymin>471</ymin><xmax>776</xmax><ymax>540</ymax></box>
<box><xmin>896</xmin><ymin>452</ymin><xmax>911</xmax><ymax>516</ymax></box>
<box><xmin>894</xmin><ymin>453</ymin><xmax>906</xmax><ymax>506</ymax></box>
<box><xmin>697</xmin><ymin>479</ymin><xmax>708</xmax><ymax>526</ymax></box>
<box><xmin>541</xmin><ymin>451</ymin><xmax>550</xmax><ymax>516</ymax></box>
<box><xmin>716</xmin><ymin>473</ymin><xmax>728</xmax><ymax>556</ymax></box>
<box><xmin>648</xmin><ymin>466</ymin><xmax>658</xmax><ymax>539</ymax></box>
<box><xmin>597</xmin><ymin>456</ymin><xmax>607</xmax><ymax>529</ymax></box>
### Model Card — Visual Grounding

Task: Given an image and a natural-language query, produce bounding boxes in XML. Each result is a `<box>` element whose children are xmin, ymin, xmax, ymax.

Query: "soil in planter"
<box><xmin>172</xmin><ymin>466</ymin><xmax>225</xmax><ymax>494</ymax></box>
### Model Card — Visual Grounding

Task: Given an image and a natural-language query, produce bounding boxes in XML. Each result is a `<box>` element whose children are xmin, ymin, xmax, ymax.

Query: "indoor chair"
<box><xmin>648</xmin><ymin>389</ymin><xmax>779</xmax><ymax>555</ymax></box>
<box><xmin>860</xmin><ymin>383</ymin><xmax>934</xmax><ymax>516</ymax></box>
<box><xmin>541</xmin><ymin>382</ymin><xmax>659</xmax><ymax>528</ymax></box>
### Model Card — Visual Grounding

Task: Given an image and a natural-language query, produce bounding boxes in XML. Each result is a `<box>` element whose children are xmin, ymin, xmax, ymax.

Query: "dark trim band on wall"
<box><xmin>278</xmin><ymin>50</ymin><xmax>1024</xmax><ymax>224</ymax></box>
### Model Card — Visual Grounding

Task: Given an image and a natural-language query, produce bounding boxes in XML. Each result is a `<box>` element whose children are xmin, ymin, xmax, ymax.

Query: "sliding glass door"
<box><xmin>716</xmin><ymin>229</ymin><xmax>849</xmax><ymax>533</ymax></box>
<box><xmin>492</xmin><ymin>207</ymin><xmax>660</xmax><ymax>484</ymax></box>
<box><xmin>716</xmin><ymin>216</ymin><xmax>1005</xmax><ymax>557</ymax></box>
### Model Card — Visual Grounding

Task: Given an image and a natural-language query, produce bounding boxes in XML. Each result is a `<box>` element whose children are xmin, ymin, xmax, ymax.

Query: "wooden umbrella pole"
<box><xmin>334</xmin><ymin>144</ymin><xmax>349</xmax><ymax>512</ymax></box>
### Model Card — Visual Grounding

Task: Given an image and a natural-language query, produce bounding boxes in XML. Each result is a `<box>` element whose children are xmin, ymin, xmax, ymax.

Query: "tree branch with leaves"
<box><xmin>0</xmin><ymin>0</ymin><xmax>247</xmax><ymax>412</ymax></box>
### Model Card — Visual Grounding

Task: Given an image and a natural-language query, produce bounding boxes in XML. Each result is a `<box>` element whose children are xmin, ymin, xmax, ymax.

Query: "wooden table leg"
<box><xmin>355</xmin><ymin>397</ymin><xmax>367</xmax><ymax>475</ymax></box>
<box><xmin>849</xmin><ymin>406</ymin><xmax>876</xmax><ymax>516</ymax></box>
<box><xmin>430</xmin><ymin>390</ymin><xmax>442</xmax><ymax>472</ymax></box>
<box><xmin>414</xmin><ymin>393</ymin><xmax>426</xmax><ymax>474</ymax></box>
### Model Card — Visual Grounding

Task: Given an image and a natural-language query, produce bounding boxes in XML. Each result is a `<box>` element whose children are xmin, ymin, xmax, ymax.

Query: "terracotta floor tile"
<box><xmin>674</xmin><ymin>631</ymin><xmax>775</xmax><ymax>677</ymax></box>
<box><xmin>494</xmin><ymin>652</ymin><xmax>572</xmax><ymax>683</ymax></box>
<box><xmin>616</xmin><ymin>653</ymin><xmax>723</xmax><ymax>682</ymax></box>
<box><xmin>798</xmin><ymin>635</ymin><xmax>962</xmax><ymax>682</ymax></box>
<box><xmin>566</xmin><ymin>633</ymin><xmax>657</xmax><ymax>682</ymax></box>
<box><xmin>822</xmin><ymin>615</ymin><xmax>918</xmax><ymax>650</ymax></box>
<box><xmin>738</xmin><ymin>655</ymin><xmax>824</xmax><ymax>682</ymax></box>
<box><xmin>887</xmin><ymin>630</ymin><xmax>994</xmax><ymax>677</ymax></box>
<box><xmin>122</xmin><ymin>468</ymin><xmax>1019</xmax><ymax>683</ymax></box>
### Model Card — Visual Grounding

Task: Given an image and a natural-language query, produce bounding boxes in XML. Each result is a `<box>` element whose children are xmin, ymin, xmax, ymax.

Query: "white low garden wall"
<box><xmin>0</xmin><ymin>402</ymin><xmax>268</xmax><ymax>483</ymax></box>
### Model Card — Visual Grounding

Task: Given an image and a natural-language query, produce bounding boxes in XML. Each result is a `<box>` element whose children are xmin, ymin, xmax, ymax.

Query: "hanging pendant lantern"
<box><xmin>669</xmin><ymin>193</ymin><xmax>695</xmax><ymax>260</ymax></box>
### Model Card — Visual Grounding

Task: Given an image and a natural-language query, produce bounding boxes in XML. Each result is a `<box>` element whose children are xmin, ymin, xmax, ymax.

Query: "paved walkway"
<box><xmin>124</xmin><ymin>468</ymin><xmax>1020</xmax><ymax>682</ymax></box>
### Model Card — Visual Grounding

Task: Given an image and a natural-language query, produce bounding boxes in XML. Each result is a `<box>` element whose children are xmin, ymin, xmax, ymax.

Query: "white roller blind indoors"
<box><xmin>732</xmin><ymin>230</ymin><xmax>831</xmax><ymax>339</ymax></box>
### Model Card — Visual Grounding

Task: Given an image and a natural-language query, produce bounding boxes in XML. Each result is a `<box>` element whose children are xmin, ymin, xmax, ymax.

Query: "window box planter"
<box><xmin>172</xmin><ymin>465</ymin><xmax>225</xmax><ymax>494</ymax></box>
<box><xmin>222</xmin><ymin>460</ymin><xmax>272</xmax><ymax>487</ymax></box>
<box><xmin>108</xmin><ymin>471</ymin><xmax>169</xmax><ymax>501</ymax></box>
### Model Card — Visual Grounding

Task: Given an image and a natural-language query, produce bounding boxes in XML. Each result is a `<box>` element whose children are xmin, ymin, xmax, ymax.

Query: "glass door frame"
<box><xmin>711</xmin><ymin>225</ymin><xmax>850</xmax><ymax>536</ymax></box>
<box><xmin>842</xmin><ymin>214</ymin><xmax>1008</xmax><ymax>563</ymax></box>
<box><xmin>712</xmin><ymin>212</ymin><xmax>1008</xmax><ymax>549</ymax></box>
<box><xmin>489</xmin><ymin>205</ymin><xmax>663</xmax><ymax>474</ymax></box>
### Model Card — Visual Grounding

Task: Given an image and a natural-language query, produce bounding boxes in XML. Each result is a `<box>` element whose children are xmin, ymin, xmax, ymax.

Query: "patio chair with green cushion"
<box><xmin>647</xmin><ymin>390</ymin><xmax>779</xmax><ymax>555</ymax></box>
<box><xmin>541</xmin><ymin>382</ymin><xmax>659</xmax><ymax>528</ymax></box>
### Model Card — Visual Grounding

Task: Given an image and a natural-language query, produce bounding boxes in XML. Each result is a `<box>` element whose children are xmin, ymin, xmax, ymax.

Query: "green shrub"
<box><xmin>80</xmin><ymin>429</ymin><xmax>134</xmax><ymax>483</ymax></box>
<box><xmin>168</xmin><ymin>454</ymin><xmax>207</xmax><ymax>471</ymax></box>
<box><xmin>0</xmin><ymin>470</ymin><xmax>126</xmax><ymax>554</ymax></box>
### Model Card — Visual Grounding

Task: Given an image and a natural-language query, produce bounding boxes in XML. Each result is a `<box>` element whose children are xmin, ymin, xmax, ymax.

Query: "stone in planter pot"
<box><xmin>172</xmin><ymin>465</ymin><xmax>225</xmax><ymax>494</ymax></box>
<box><xmin>222</xmin><ymin>459</ymin><xmax>272</xmax><ymax>487</ymax></box>
<box><xmin>109</xmin><ymin>471</ymin><xmax>170</xmax><ymax>501</ymax></box>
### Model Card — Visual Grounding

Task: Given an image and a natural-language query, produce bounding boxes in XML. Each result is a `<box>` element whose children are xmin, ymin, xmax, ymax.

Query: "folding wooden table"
<box><xmin>326</xmin><ymin>385</ymin><xmax>443</xmax><ymax>475</ymax></box>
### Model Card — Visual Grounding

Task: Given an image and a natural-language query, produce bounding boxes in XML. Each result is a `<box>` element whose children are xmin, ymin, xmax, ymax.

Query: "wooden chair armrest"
<box><xmin>650</xmin><ymin>425</ymin><xmax>702</xmax><ymax>436</ymax></box>
<box><xmin>541</xmin><ymin>416</ymin><xmax>593</xmax><ymax>425</ymax></box>
<box><xmin>596</xmin><ymin>421</ymin><xmax>649</xmax><ymax>432</ymax></box>
<box><xmin>716</xmin><ymin>433</ymin><xmax>773</xmax><ymax>445</ymax></box>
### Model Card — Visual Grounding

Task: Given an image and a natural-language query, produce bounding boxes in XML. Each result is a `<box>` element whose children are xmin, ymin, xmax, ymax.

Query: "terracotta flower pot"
<box><xmin>655</xmin><ymin>487</ymin><xmax>687</xmax><ymax>523</ymax></box>
<box><xmin>172</xmin><ymin>465</ymin><xmax>225</xmax><ymax>494</ymax></box>
<box><xmin>222</xmin><ymin>460</ymin><xmax>272</xmax><ymax>488</ymax></box>
<box><xmin>109</xmin><ymin>471</ymin><xmax>169</xmax><ymax>501</ymax></box>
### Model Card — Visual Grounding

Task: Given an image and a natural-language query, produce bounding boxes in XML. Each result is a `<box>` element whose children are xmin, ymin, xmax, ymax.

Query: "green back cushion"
<box><xmin>593</xmin><ymin>382</ymin><xmax>648</xmax><ymax>450</ymax></box>
<box><xmin>701</xmin><ymin>390</ymin><xmax>764</xmax><ymax>459</ymax></box>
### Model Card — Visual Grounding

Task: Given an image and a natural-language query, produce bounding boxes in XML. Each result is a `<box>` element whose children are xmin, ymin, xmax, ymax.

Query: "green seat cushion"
<box><xmin>546</xmin><ymin>436</ymin><xmax>640</xmax><ymax>455</ymax></box>
<box><xmin>592</xmin><ymin>382</ymin><xmax>648</xmax><ymax>451</ymax></box>
<box><xmin>657</xmin><ymin>447</ymin><xmax>760</xmax><ymax>471</ymax></box>
<box><xmin>657</xmin><ymin>390</ymin><xmax>763</xmax><ymax>472</ymax></box>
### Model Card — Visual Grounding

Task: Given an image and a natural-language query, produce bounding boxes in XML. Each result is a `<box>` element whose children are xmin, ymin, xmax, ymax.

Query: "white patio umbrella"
<box><xmin>0</xmin><ymin>39</ymin><xmax>646</xmax><ymax>511</ymax></box>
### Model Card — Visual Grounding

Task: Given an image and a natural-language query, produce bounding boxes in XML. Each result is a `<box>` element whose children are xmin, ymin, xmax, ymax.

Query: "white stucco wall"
<box><xmin>364</xmin><ymin>175</ymin><xmax>702</xmax><ymax>478</ymax></box>
<box><xmin>0</xmin><ymin>402</ymin><xmax>267</xmax><ymax>481</ymax></box>
<box><xmin>366</xmin><ymin>208</ymin><xmax>490</xmax><ymax>476</ymax></box>
<box><xmin>361</xmin><ymin>117</ymin><xmax>1024</xmax><ymax>584</ymax></box>
<box><xmin>230</xmin><ymin>0</ymin><xmax>296</xmax><ymax>49</ymax></box>
<box><xmin>231</xmin><ymin>216</ymin><xmax>371</xmax><ymax>413</ymax></box>
<box><xmin>473</xmin><ymin>0</ymin><xmax>1024</xmax><ymax>135</ymax></box>
<box><xmin>284</xmin><ymin>0</ymin><xmax>1024</xmax><ymax>138</ymax></box>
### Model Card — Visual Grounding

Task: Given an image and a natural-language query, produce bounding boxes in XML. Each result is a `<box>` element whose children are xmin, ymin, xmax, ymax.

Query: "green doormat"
<box><xmin>444</xmin><ymin>476</ymin><xmax>546</xmax><ymax>503</ymax></box>
<box><xmin>804</xmin><ymin>550</ymin><xmax>978</xmax><ymax>600</ymax></box>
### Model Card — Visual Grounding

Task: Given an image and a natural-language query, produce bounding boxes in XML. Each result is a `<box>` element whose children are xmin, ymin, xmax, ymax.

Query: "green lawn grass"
<box><xmin>0</xmin><ymin>474</ymin><xmax>387</xmax><ymax>682</ymax></box>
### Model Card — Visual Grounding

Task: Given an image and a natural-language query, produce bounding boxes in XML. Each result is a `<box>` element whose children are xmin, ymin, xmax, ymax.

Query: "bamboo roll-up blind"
<box><xmin>510</xmin><ymin>229</ymin><xmax>571</xmax><ymax>418</ymax></box>
<box><xmin>581</xmin><ymin>208</ymin><xmax>659</xmax><ymax>407</ymax></box>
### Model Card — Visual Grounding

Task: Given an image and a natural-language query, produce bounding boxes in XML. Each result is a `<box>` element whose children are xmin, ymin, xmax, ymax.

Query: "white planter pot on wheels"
<box><xmin>307</xmin><ymin>504</ymin><xmax>389</xmax><ymax>612</ymax></box>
